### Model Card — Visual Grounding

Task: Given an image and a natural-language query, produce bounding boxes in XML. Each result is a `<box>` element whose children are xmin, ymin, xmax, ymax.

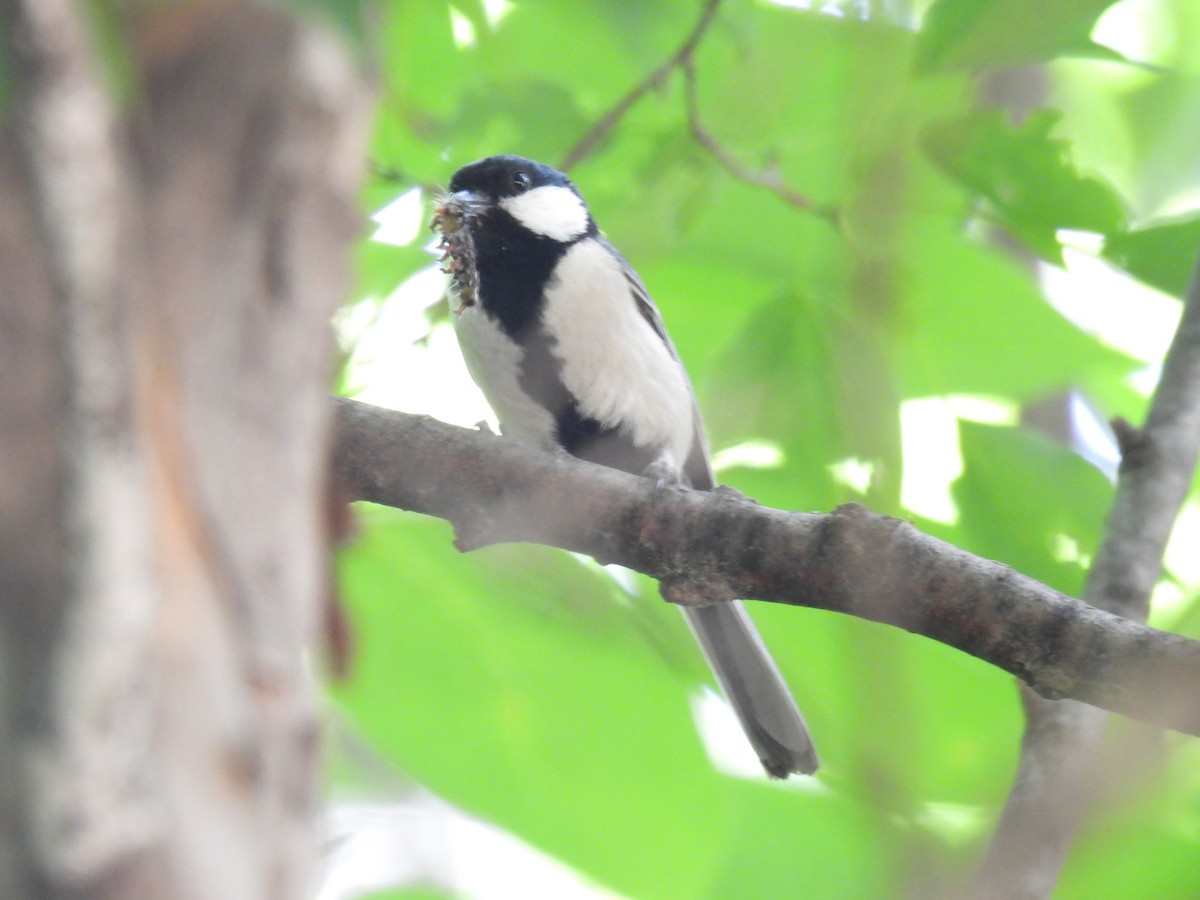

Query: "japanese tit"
<box><xmin>433</xmin><ymin>155</ymin><xmax>818</xmax><ymax>778</ymax></box>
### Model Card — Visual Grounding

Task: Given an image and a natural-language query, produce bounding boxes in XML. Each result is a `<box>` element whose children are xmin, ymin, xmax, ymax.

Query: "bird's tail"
<box><xmin>682</xmin><ymin>600</ymin><xmax>818</xmax><ymax>778</ymax></box>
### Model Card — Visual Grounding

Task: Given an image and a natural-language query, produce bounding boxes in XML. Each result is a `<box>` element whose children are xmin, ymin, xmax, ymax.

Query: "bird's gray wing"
<box><xmin>609</xmin><ymin>242</ymin><xmax>714</xmax><ymax>491</ymax></box>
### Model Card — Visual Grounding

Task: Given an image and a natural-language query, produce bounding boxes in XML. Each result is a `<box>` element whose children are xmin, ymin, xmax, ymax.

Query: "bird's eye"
<box><xmin>511</xmin><ymin>171</ymin><xmax>532</xmax><ymax>194</ymax></box>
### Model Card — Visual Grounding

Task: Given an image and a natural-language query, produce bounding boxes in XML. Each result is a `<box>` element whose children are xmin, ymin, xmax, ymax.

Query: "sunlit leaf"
<box><xmin>1105</xmin><ymin>216</ymin><xmax>1200</xmax><ymax>299</ymax></box>
<box><xmin>332</xmin><ymin>0</ymin><xmax>1200</xmax><ymax>895</ymax></box>
<box><xmin>915</xmin><ymin>0</ymin><xmax>1124</xmax><ymax>72</ymax></box>
<box><xmin>925</xmin><ymin>109</ymin><xmax>1127</xmax><ymax>260</ymax></box>
<box><xmin>953</xmin><ymin>422</ymin><xmax>1113</xmax><ymax>596</ymax></box>
<box><xmin>895</xmin><ymin>220</ymin><xmax>1137</xmax><ymax>399</ymax></box>
<box><xmin>334</xmin><ymin>508</ymin><xmax>890</xmax><ymax>897</ymax></box>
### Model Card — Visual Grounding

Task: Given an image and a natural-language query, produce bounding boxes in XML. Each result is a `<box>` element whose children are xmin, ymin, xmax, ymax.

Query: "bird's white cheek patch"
<box><xmin>500</xmin><ymin>186</ymin><xmax>589</xmax><ymax>242</ymax></box>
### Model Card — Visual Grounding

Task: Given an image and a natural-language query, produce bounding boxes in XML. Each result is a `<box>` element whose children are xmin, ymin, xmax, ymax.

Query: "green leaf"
<box><xmin>1059</xmin><ymin>739</ymin><xmax>1200</xmax><ymax>896</ymax></box>
<box><xmin>759</xmin><ymin>597</ymin><xmax>1025</xmax><ymax>813</ymax></box>
<box><xmin>704</xmin><ymin>288</ymin><xmax>889</xmax><ymax>514</ymax></box>
<box><xmin>333</xmin><ymin>511</ymin><xmax>715</xmax><ymax>898</ymax></box>
<box><xmin>448</xmin><ymin>76</ymin><xmax>590</xmax><ymax>166</ymax></box>
<box><xmin>895</xmin><ymin>219</ymin><xmax>1137</xmax><ymax>399</ymax></box>
<box><xmin>915</xmin><ymin>0</ymin><xmax>1125</xmax><ymax>72</ymax></box>
<box><xmin>1104</xmin><ymin>216</ymin><xmax>1200</xmax><ymax>299</ymax></box>
<box><xmin>925</xmin><ymin>109</ymin><xmax>1127</xmax><ymax>260</ymax></box>
<box><xmin>369</xmin><ymin>0</ymin><xmax>699</xmax><ymax>186</ymax></box>
<box><xmin>333</xmin><ymin>509</ymin><xmax>890</xmax><ymax>899</ymax></box>
<box><xmin>335</xmin><ymin>1</ymin><xmax>1200</xmax><ymax>894</ymax></box>
<box><xmin>1116</xmin><ymin>72</ymin><xmax>1200</xmax><ymax>214</ymax></box>
<box><xmin>361</xmin><ymin>889</ymin><xmax>457</xmax><ymax>900</ymax></box>
<box><xmin>953</xmin><ymin>422</ymin><xmax>1113</xmax><ymax>596</ymax></box>
<box><xmin>355</xmin><ymin>239</ymin><xmax>433</xmax><ymax>305</ymax></box>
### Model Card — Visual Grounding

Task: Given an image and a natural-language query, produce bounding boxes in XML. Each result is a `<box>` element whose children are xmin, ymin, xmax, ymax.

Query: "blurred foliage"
<box><xmin>328</xmin><ymin>0</ymin><xmax>1200</xmax><ymax>897</ymax></box>
<box><xmin>914</xmin><ymin>0</ymin><xmax>1123</xmax><ymax>71</ymax></box>
<box><xmin>924</xmin><ymin>108</ymin><xmax>1128</xmax><ymax>260</ymax></box>
<box><xmin>1105</xmin><ymin>215</ymin><xmax>1200</xmax><ymax>297</ymax></box>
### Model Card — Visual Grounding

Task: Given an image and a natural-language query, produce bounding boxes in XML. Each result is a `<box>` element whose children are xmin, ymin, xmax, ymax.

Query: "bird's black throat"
<box><xmin>464</xmin><ymin>208</ymin><xmax>571</xmax><ymax>340</ymax></box>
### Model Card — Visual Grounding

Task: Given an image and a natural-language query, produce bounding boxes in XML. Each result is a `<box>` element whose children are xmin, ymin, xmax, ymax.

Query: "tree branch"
<box><xmin>332</xmin><ymin>397</ymin><xmax>1200</xmax><ymax>739</ymax></box>
<box><xmin>679</xmin><ymin>55</ymin><xmax>834</xmax><ymax>221</ymax></box>
<box><xmin>559</xmin><ymin>0</ymin><xmax>723</xmax><ymax>171</ymax></box>
<box><xmin>972</xmin><ymin>243</ymin><xmax>1200</xmax><ymax>896</ymax></box>
<box><xmin>559</xmin><ymin>0</ymin><xmax>826</xmax><ymax>217</ymax></box>
<box><xmin>1090</xmin><ymin>247</ymin><xmax>1200</xmax><ymax>621</ymax></box>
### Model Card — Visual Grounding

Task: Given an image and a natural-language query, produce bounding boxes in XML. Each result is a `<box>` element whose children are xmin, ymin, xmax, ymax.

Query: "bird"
<box><xmin>431</xmin><ymin>154</ymin><xmax>818</xmax><ymax>778</ymax></box>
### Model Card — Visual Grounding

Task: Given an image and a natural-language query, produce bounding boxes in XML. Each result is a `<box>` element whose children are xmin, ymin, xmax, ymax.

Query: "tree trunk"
<box><xmin>0</xmin><ymin>2</ymin><xmax>369</xmax><ymax>896</ymax></box>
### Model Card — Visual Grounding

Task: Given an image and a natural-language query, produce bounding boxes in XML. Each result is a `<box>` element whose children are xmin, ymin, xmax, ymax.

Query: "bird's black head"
<box><xmin>433</xmin><ymin>155</ymin><xmax>596</xmax><ymax>334</ymax></box>
<box><xmin>444</xmin><ymin>155</ymin><xmax>595</xmax><ymax>244</ymax></box>
<box><xmin>449</xmin><ymin>155</ymin><xmax>576</xmax><ymax>204</ymax></box>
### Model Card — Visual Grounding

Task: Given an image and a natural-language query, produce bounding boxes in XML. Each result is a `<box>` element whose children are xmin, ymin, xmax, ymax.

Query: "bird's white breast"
<box><xmin>453</xmin><ymin>304</ymin><xmax>558</xmax><ymax>449</ymax></box>
<box><xmin>540</xmin><ymin>239</ymin><xmax>695</xmax><ymax>468</ymax></box>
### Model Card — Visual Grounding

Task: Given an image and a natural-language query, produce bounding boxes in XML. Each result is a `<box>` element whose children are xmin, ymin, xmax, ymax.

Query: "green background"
<box><xmin>327</xmin><ymin>1</ymin><xmax>1200</xmax><ymax>896</ymax></box>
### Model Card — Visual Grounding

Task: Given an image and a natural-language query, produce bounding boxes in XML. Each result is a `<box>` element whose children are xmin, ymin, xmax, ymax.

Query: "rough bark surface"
<box><xmin>971</xmin><ymin>248</ymin><xmax>1200</xmax><ymax>899</ymax></box>
<box><xmin>333</xmin><ymin>399</ymin><xmax>1200</xmax><ymax>739</ymax></box>
<box><xmin>0</xmin><ymin>2</ymin><xmax>369</xmax><ymax>897</ymax></box>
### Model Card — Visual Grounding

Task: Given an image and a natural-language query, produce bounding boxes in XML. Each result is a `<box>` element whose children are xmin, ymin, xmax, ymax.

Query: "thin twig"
<box><xmin>559</xmin><ymin>0</ymin><xmax>723</xmax><ymax>171</ymax></box>
<box><xmin>971</xmin><ymin>247</ymin><xmax>1200</xmax><ymax>896</ymax></box>
<box><xmin>561</xmin><ymin>0</ymin><xmax>829</xmax><ymax>218</ymax></box>
<box><xmin>679</xmin><ymin>56</ymin><xmax>835</xmax><ymax>221</ymax></box>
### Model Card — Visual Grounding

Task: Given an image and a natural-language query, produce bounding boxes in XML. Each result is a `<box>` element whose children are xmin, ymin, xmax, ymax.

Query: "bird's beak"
<box><xmin>447</xmin><ymin>189</ymin><xmax>487</xmax><ymax>215</ymax></box>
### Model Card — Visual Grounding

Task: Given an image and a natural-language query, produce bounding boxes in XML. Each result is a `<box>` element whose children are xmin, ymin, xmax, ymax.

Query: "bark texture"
<box><xmin>0</xmin><ymin>2</ymin><xmax>369</xmax><ymax>897</ymax></box>
<box><xmin>970</xmin><ymin>247</ymin><xmax>1200</xmax><ymax>899</ymax></box>
<box><xmin>333</xmin><ymin>398</ymin><xmax>1200</xmax><ymax>739</ymax></box>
